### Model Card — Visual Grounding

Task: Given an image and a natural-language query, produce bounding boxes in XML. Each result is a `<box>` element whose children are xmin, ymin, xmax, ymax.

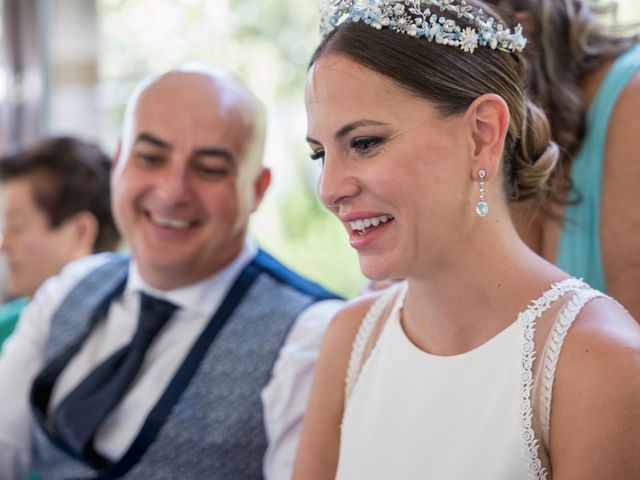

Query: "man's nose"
<box><xmin>155</xmin><ymin>162</ymin><xmax>192</xmax><ymax>204</ymax></box>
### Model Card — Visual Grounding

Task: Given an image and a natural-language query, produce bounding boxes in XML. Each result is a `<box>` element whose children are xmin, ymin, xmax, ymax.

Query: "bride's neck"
<box><xmin>400</xmin><ymin>223</ymin><xmax>564</xmax><ymax>355</ymax></box>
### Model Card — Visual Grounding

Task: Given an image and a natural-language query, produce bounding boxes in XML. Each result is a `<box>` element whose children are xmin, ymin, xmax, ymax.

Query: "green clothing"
<box><xmin>556</xmin><ymin>43</ymin><xmax>640</xmax><ymax>291</ymax></box>
<box><xmin>0</xmin><ymin>297</ymin><xmax>43</xmax><ymax>480</ymax></box>
<box><xmin>0</xmin><ymin>297</ymin><xmax>29</xmax><ymax>349</ymax></box>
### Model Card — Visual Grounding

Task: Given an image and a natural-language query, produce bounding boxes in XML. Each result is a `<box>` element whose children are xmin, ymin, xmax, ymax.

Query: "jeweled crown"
<box><xmin>320</xmin><ymin>0</ymin><xmax>527</xmax><ymax>54</ymax></box>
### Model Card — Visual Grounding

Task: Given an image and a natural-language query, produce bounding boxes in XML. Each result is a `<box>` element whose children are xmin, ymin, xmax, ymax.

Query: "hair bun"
<box><xmin>509</xmin><ymin>96</ymin><xmax>559</xmax><ymax>201</ymax></box>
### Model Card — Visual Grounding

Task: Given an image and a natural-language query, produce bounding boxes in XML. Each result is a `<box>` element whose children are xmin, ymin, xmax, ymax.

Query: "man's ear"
<box><xmin>464</xmin><ymin>93</ymin><xmax>510</xmax><ymax>181</ymax></box>
<box><xmin>252</xmin><ymin>167</ymin><xmax>271</xmax><ymax>211</ymax></box>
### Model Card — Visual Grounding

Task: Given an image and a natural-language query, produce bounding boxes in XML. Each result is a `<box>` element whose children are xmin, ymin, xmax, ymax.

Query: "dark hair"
<box><xmin>486</xmin><ymin>0</ymin><xmax>638</xmax><ymax>200</ymax></box>
<box><xmin>0</xmin><ymin>136</ymin><xmax>120</xmax><ymax>252</ymax></box>
<box><xmin>310</xmin><ymin>1</ymin><xmax>559</xmax><ymax>203</ymax></box>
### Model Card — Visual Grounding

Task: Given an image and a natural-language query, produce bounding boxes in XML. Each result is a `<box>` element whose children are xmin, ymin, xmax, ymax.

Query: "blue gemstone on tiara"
<box><xmin>320</xmin><ymin>0</ymin><xmax>528</xmax><ymax>54</ymax></box>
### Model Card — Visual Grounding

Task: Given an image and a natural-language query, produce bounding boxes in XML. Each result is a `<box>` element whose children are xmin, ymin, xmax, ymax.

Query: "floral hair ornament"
<box><xmin>320</xmin><ymin>0</ymin><xmax>527</xmax><ymax>54</ymax></box>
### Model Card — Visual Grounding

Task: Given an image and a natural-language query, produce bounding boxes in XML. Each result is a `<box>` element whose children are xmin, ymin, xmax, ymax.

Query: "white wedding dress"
<box><xmin>336</xmin><ymin>278</ymin><xmax>605</xmax><ymax>480</ymax></box>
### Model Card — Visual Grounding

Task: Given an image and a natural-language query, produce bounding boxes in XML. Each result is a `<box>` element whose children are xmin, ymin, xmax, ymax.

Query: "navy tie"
<box><xmin>52</xmin><ymin>292</ymin><xmax>178</xmax><ymax>460</ymax></box>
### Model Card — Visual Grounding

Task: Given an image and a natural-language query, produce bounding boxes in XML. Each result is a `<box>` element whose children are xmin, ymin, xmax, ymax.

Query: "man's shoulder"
<box><xmin>59</xmin><ymin>252</ymin><xmax>128</xmax><ymax>284</ymax></box>
<box><xmin>33</xmin><ymin>253</ymin><xmax>127</xmax><ymax>307</ymax></box>
<box><xmin>253</xmin><ymin>250</ymin><xmax>342</xmax><ymax>301</ymax></box>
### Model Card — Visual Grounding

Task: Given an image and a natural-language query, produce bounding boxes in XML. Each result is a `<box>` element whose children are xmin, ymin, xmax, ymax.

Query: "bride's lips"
<box><xmin>339</xmin><ymin>212</ymin><xmax>395</xmax><ymax>250</ymax></box>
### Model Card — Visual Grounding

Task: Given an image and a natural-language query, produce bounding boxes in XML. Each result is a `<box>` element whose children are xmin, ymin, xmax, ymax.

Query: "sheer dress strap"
<box><xmin>344</xmin><ymin>282</ymin><xmax>407</xmax><ymax>400</ymax></box>
<box><xmin>519</xmin><ymin>277</ymin><xmax>589</xmax><ymax>480</ymax></box>
<box><xmin>534</xmin><ymin>287</ymin><xmax>608</xmax><ymax>448</ymax></box>
<box><xmin>527</xmin><ymin>284</ymin><xmax>609</xmax><ymax>479</ymax></box>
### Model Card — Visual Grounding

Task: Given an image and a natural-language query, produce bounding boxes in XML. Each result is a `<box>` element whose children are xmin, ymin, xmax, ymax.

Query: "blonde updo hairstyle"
<box><xmin>310</xmin><ymin>0</ymin><xmax>559</xmax><ymax>203</ymax></box>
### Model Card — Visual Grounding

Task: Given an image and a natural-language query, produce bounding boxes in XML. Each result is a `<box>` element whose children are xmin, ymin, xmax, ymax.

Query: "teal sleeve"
<box><xmin>0</xmin><ymin>297</ymin><xmax>30</xmax><ymax>348</ymax></box>
<box><xmin>556</xmin><ymin>43</ymin><xmax>640</xmax><ymax>291</ymax></box>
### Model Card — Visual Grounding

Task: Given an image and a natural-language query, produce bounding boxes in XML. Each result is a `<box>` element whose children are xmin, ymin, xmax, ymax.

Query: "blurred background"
<box><xmin>0</xmin><ymin>0</ymin><xmax>639</xmax><ymax>299</ymax></box>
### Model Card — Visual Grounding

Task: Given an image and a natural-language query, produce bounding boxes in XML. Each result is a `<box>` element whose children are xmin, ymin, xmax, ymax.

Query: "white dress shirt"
<box><xmin>0</xmin><ymin>240</ymin><xmax>343</xmax><ymax>479</ymax></box>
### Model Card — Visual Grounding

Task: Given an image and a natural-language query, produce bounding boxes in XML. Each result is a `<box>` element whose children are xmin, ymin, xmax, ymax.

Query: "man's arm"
<box><xmin>260</xmin><ymin>298</ymin><xmax>343</xmax><ymax>480</ymax></box>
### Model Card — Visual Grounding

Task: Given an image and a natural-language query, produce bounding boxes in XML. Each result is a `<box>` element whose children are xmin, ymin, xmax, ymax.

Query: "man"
<box><xmin>0</xmin><ymin>136</ymin><xmax>120</xmax><ymax>348</ymax></box>
<box><xmin>0</xmin><ymin>65</ymin><xmax>342</xmax><ymax>479</ymax></box>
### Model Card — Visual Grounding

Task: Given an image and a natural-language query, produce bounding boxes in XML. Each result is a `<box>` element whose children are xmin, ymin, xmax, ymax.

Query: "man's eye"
<box><xmin>350</xmin><ymin>136</ymin><xmax>383</xmax><ymax>153</ymax></box>
<box><xmin>196</xmin><ymin>165</ymin><xmax>230</xmax><ymax>177</ymax></box>
<box><xmin>136</xmin><ymin>153</ymin><xmax>163</xmax><ymax>166</ymax></box>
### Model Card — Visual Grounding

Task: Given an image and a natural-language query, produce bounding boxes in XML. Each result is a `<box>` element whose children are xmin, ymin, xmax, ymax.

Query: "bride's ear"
<box><xmin>463</xmin><ymin>93</ymin><xmax>510</xmax><ymax>181</ymax></box>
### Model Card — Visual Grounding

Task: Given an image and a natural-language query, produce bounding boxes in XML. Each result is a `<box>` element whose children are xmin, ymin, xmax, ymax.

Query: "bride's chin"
<box><xmin>359</xmin><ymin>262</ymin><xmax>397</xmax><ymax>284</ymax></box>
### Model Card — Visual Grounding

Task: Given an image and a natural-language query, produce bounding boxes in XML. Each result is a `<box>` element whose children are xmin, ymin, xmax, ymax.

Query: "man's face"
<box><xmin>111</xmin><ymin>73</ymin><xmax>269</xmax><ymax>290</ymax></box>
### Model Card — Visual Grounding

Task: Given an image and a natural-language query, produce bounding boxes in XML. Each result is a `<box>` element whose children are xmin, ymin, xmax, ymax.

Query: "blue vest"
<box><xmin>30</xmin><ymin>250</ymin><xmax>338</xmax><ymax>479</ymax></box>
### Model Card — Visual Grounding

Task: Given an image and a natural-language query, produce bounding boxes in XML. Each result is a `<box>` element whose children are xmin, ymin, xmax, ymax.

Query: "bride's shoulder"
<box><xmin>568</xmin><ymin>295</ymin><xmax>640</xmax><ymax>357</ymax></box>
<box><xmin>320</xmin><ymin>283</ymin><xmax>399</xmax><ymax>353</ymax></box>
<box><xmin>554</xmin><ymin>292</ymin><xmax>640</xmax><ymax>385</ymax></box>
<box><xmin>331</xmin><ymin>282</ymin><xmax>402</xmax><ymax>332</ymax></box>
<box><xmin>547</xmin><ymin>296</ymin><xmax>640</xmax><ymax>473</ymax></box>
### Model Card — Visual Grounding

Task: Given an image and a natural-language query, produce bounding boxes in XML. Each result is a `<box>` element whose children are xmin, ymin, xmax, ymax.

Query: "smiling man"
<box><xmin>0</xmin><ymin>65</ymin><xmax>342</xmax><ymax>479</ymax></box>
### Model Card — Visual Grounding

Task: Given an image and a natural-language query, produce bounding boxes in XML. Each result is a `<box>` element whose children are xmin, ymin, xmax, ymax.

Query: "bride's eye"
<box><xmin>350</xmin><ymin>136</ymin><xmax>383</xmax><ymax>154</ymax></box>
<box><xmin>309</xmin><ymin>149</ymin><xmax>325</xmax><ymax>162</ymax></box>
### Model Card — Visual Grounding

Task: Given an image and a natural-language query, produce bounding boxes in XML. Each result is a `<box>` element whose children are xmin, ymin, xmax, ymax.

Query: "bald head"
<box><xmin>118</xmin><ymin>64</ymin><xmax>266</xmax><ymax>177</ymax></box>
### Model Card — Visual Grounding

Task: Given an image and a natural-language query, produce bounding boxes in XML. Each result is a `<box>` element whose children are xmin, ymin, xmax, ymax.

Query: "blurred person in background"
<box><xmin>0</xmin><ymin>137</ymin><xmax>120</xmax><ymax>348</ymax></box>
<box><xmin>487</xmin><ymin>0</ymin><xmax>640</xmax><ymax>319</ymax></box>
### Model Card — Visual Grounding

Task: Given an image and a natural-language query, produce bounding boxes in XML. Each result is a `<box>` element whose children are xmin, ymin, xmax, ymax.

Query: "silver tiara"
<box><xmin>320</xmin><ymin>0</ymin><xmax>527</xmax><ymax>54</ymax></box>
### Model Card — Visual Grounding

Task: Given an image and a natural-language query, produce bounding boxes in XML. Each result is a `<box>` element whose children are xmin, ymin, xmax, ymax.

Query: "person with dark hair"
<box><xmin>0</xmin><ymin>65</ymin><xmax>342</xmax><ymax>479</ymax></box>
<box><xmin>486</xmin><ymin>0</ymin><xmax>640</xmax><ymax>320</ymax></box>
<box><xmin>0</xmin><ymin>137</ymin><xmax>120</xmax><ymax>348</ymax></box>
<box><xmin>294</xmin><ymin>1</ymin><xmax>640</xmax><ymax>479</ymax></box>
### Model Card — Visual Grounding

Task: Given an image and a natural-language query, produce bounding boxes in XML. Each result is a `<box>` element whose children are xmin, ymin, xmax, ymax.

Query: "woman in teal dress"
<box><xmin>489</xmin><ymin>0</ymin><xmax>640</xmax><ymax>320</ymax></box>
<box><xmin>0</xmin><ymin>137</ymin><xmax>120</xmax><ymax>349</ymax></box>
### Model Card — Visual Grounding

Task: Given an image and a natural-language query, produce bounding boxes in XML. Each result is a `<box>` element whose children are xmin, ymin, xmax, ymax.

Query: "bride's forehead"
<box><xmin>306</xmin><ymin>55</ymin><xmax>415</xmax><ymax>108</ymax></box>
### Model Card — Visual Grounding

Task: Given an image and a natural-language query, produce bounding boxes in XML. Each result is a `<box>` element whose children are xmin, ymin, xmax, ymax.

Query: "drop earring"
<box><xmin>475</xmin><ymin>169</ymin><xmax>488</xmax><ymax>217</ymax></box>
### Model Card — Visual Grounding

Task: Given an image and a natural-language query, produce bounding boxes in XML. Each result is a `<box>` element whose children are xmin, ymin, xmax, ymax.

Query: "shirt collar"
<box><xmin>125</xmin><ymin>238</ymin><xmax>258</xmax><ymax>316</ymax></box>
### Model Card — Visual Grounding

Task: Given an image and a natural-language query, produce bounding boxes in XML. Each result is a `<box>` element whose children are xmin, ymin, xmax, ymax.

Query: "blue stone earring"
<box><xmin>475</xmin><ymin>169</ymin><xmax>489</xmax><ymax>217</ymax></box>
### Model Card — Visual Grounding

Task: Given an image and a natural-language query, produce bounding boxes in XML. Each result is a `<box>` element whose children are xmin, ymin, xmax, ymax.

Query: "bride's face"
<box><xmin>305</xmin><ymin>53</ymin><xmax>476</xmax><ymax>281</ymax></box>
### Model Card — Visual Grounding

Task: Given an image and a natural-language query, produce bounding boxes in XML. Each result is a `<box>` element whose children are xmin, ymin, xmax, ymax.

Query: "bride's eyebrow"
<box><xmin>334</xmin><ymin>120</ymin><xmax>389</xmax><ymax>141</ymax></box>
<box><xmin>306</xmin><ymin>119</ymin><xmax>390</xmax><ymax>146</ymax></box>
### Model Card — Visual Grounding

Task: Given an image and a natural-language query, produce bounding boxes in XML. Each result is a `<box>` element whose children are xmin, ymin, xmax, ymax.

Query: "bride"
<box><xmin>293</xmin><ymin>1</ymin><xmax>640</xmax><ymax>479</ymax></box>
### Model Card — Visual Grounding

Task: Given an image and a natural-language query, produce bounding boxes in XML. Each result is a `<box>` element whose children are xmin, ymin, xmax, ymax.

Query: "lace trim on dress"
<box><xmin>538</xmin><ymin>288</ymin><xmax>606</xmax><ymax>448</ymax></box>
<box><xmin>518</xmin><ymin>278</ymin><xmax>587</xmax><ymax>480</ymax></box>
<box><xmin>345</xmin><ymin>282</ymin><xmax>407</xmax><ymax>400</ymax></box>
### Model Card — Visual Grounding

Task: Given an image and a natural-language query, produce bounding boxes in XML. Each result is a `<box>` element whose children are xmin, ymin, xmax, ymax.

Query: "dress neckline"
<box><xmin>388</xmin><ymin>277</ymin><xmax>582</xmax><ymax>360</ymax></box>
